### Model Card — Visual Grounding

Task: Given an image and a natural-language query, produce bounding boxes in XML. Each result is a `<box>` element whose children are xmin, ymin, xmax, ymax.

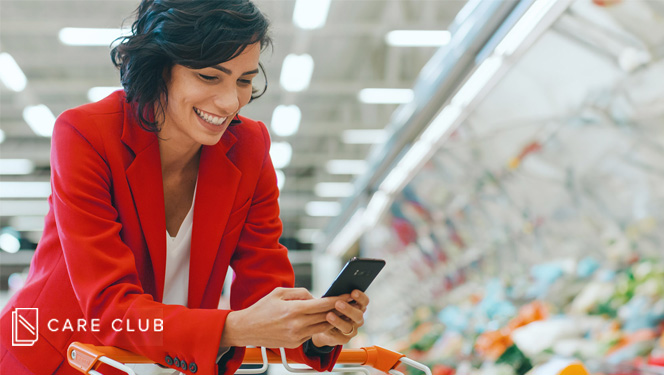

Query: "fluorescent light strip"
<box><xmin>341</xmin><ymin>129</ymin><xmax>387</xmax><ymax>144</ymax></box>
<box><xmin>364</xmin><ymin>190</ymin><xmax>391</xmax><ymax>228</ymax></box>
<box><xmin>326</xmin><ymin>159</ymin><xmax>368</xmax><ymax>175</ymax></box>
<box><xmin>293</xmin><ymin>0</ymin><xmax>332</xmax><ymax>29</ymax></box>
<box><xmin>494</xmin><ymin>0</ymin><xmax>561</xmax><ymax>56</ymax></box>
<box><xmin>385</xmin><ymin>30</ymin><xmax>451</xmax><ymax>47</ymax></box>
<box><xmin>0</xmin><ymin>182</ymin><xmax>51</xmax><ymax>198</ymax></box>
<box><xmin>271</xmin><ymin>105</ymin><xmax>301</xmax><ymax>137</ymax></box>
<box><xmin>358</xmin><ymin>88</ymin><xmax>414</xmax><ymax>104</ymax></box>
<box><xmin>9</xmin><ymin>216</ymin><xmax>45</xmax><ymax>232</ymax></box>
<box><xmin>23</xmin><ymin>105</ymin><xmax>56</xmax><ymax>137</ymax></box>
<box><xmin>280</xmin><ymin>54</ymin><xmax>314</xmax><ymax>92</ymax></box>
<box><xmin>379</xmin><ymin>140</ymin><xmax>433</xmax><ymax>195</ymax></box>
<box><xmin>450</xmin><ymin>55</ymin><xmax>503</xmax><ymax>108</ymax></box>
<box><xmin>305</xmin><ymin>201</ymin><xmax>341</xmax><ymax>217</ymax></box>
<box><xmin>419</xmin><ymin>105</ymin><xmax>463</xmax><ymax>145</ymax></box>
<box><xmin>314</xmin><ymin>182</ymin><xmax>355</xmax><ymax>198</ymax></box>
<box><xmin>296</xmin><ymin>229</ymin><xmax>323</xmax><ymax>244</ymax></box>
<box><xmin>275</xmin><ymin>169</ymin><xmax>286</xmax><ymax>190</ymax></box>
<box><xmin>0</xmin><ymin>159</ymin><xmax>35</xmax><ymax>175</ymax></box>
<box><xmin>0</xmin><ymin>200</ymin><xmax>50</xmax><ymax>216</ymax></box>
<box><xmin>327</xmin><ymin>208</ymin><xmax>365</xmax><ymax>256</ymax></box>
<box><xmin>0</xmin><ymin>53</ymin><xmax>27</xmax><ymax>92</ymax></box>
<box><xmin>270</xmin><ymin>142</ymin><xmax>293</xmax><ymax>169</ymax></box>
<box><xmin>59</xmin><ymin>27</ymin><xmax>132</xmax><ymax>46</ymax></box>
<box><xmin>88</xmin><ymin>86</ymin><xmax>123</xmax><ymax>102</ymax></box>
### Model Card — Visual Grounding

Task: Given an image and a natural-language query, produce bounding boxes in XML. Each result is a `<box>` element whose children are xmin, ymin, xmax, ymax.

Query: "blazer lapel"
<box><xmin>188</xmin><ymin>132</ymin><xmax>240</xmax><ymax>308</ymax></box>
<box><xmin>122</xmin><ymin>109</ymin><xmax>167</xmax><ymax>302</ymax></box>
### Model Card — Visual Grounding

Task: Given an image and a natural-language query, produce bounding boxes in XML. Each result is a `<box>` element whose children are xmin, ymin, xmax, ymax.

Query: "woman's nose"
<box><xmin>213</xmin><ymin>89</ymin><xmax>240</xmax><ymax>116</ymax></box>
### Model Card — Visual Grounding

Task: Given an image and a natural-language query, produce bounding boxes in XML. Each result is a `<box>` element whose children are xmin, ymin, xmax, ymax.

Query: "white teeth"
<box><xmin>195</xmin><ymin>108</ymin><xmax>227</xmax><ymax>126</ymax></box>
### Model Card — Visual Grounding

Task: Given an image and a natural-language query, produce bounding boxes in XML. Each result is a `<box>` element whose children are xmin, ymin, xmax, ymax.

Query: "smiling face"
<box><xmin>158</xmin><ymin>43</ymin><xmax>261</xmax><ymax>150</ymax></box>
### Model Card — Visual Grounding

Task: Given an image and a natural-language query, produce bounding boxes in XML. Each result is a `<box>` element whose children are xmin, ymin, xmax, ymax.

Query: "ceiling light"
<box><xmin>59</xmin><ymin>27</ymin><xmax>131</xmax><ymax>46</ymax></box>
<box><xmin>358</xmin><ymin>88</ymin><xmax>414</xmax><ymax>104</ymax></box>
<box><xmin>293</xmin><ymin>0</ymin><xmax>331</xmax><ymax>29</ymax></box>
<box><xmin>296</xmin><ymin>229</ymin><xmax>323</xmax><ymax>244</ymax></box>
<box><xmin>0</xmin><ymin>53</ymin><xmax>27</xmax><ymax>92</ymax></box>
<box><xmin>326</xmin><ymin>159</ymin><xmax>368</xmax><ymax>175</ymax></box>
<box><xmin>9</xmin><ymin>216</ymin><xmax>45</xmax><ymax>232</ymax></box>
<box><xmin>0</xmin><ymin>182</ymin><xmax>51</xmax><ymax>198</ymax></box>
<box><xmin>270</xmin><ymin>141</ymin><xmax>293</xmax><ymax>169</ymax></box>
<box><xmin>280</xmin><ymin>54</ymin><xmax>314</xmax><ymax>92</ymax></box>
<box><xmin>0</xmin><ymin>200</ymin><xmax>49</xmax><ymax>216</ymax></box>
<box><xmin>314</xmin><ymin>182</ymin><xmax>355</xmax><ymax>198</ymax></box>
<box><xmin>0</xmin><ymin>129</ymin><xmax>5</xmax><ymax>144</ymax></box>
<box><xmin>88</xmin><ymin>86</ymin><xmax>123</xmax><ymax>102</ymax></box>
<box><xmin>275</xmin><ymin>169</ymin><xmax>286</xmax><ymax>190</ymax></box>
<box><xmin>385</xmin><ymin>30</ymin><xmax>451</xmax><ymax>47</ymax></box>
<box><xmin>305</xmin><ymin>201</ymin><xmax>341</xmax><ymax>217</ymax></box>
<box><xmin>0</xmin><ymin>159</ymin><xmax>35</xmax><ymax>175</ymax></box>
<box><xmin>23</xmin><ymin>105</ymin><xmax>56</xmax><ymax>137</ymax></box>
<box><xmin>271</xmin><ymin>105</ymin><xmax>301</xmax><ymax>137</ymax></box>
<box><xmin>341</xmin><ymin>129</ymin><xmax>388</xmax><ymax>144</ymax></box>
<box><xmin>0</xmin><ymin>229</ymin><xmax>20</xmax><ymax>254</ymax></box>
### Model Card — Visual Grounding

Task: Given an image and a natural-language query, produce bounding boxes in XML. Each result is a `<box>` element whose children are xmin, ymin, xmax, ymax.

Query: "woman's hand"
<box><xmin>311</xmin><ymin>289</ymin><xmax>369</xmax><ymax>347</ymax></box>
<box><xmin>221</xmin><ymin>287</ymin><xmax>346</xmax><ymax>349</ymax></box>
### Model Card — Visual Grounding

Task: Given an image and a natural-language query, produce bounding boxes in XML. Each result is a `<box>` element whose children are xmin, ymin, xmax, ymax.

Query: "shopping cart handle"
<box><xmin>68</xmin><ymin>342</ymin><xmax>153</xmax><ymax>374</ymax></box>
<box><xmin>68</xmin><ymin>342</ymin><xmax>413</xmax><ymax>375</ymax></box>
<box><xmin>242</xmin><ymin>345</ymin><xmax>406</xmax><ymax>373</ymax></box>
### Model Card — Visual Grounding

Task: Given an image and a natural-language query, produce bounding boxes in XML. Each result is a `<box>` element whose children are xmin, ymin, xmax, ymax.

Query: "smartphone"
<box><xmin>322</xmin><ymin>257</ymin><xmax>386</xmax><ymax>297</ymax></box>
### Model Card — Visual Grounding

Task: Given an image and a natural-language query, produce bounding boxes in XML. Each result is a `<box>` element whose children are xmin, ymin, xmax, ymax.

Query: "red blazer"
<box><xmin>0</xmin><ymin>91</ymin><xmax>341</xmax><ymax>375</ymax></box>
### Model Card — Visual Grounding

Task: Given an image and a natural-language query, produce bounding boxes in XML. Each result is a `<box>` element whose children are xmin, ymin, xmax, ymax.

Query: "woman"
<box><xmin>0</xmin><ymin>1</ymin><xmax>369</xmax><ymax>374</ymax></box>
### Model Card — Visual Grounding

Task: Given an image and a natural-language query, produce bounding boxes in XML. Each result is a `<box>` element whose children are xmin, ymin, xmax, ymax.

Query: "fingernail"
<box><xmin>336</xmin><ymin>301</ymin><xmax>345</xmax><ymax>310</ymax></box>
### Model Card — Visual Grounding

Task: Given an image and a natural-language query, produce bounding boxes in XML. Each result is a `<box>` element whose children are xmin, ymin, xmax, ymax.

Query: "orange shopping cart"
<box><xmin>67</xmin><ymin>342</ymin><xmax>433</xmax><ymax>375</ymax></box>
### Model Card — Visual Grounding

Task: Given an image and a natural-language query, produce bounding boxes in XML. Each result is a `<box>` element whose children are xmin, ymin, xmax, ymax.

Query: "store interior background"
<box><xmin>3</xmin><ymin>0</ymin><xmax>664</xmax><ymax>374</ymax></box>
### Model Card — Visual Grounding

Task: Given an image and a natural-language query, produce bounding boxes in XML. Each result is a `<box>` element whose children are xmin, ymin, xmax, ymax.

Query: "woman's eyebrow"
<box><xmin>210</xmin><ymin>65</ymin><xmax>259</xmax><ymax>76</ymax></box>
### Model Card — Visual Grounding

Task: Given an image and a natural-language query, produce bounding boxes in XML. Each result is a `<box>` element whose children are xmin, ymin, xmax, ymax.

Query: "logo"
<box><xmin>10</xmin><ymin>308</ymin><xmax>164</xmax><ymax>347</ymax></box>
<box><xmin>12</xmin><ymin>308</ymin><xmax>39</xmax><ymax>346</ymax></box>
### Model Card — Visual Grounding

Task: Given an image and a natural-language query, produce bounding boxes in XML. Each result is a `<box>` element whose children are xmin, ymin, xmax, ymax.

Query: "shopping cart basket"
<box><xmin>67</xmin><ymin>342</ymin><xmax>433</xmax><ymax>375</ymax></box>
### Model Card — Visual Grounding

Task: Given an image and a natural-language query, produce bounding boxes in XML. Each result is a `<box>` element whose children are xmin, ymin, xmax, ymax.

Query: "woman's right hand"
<box><xmin>220</xmin><ymin>287</ymin><xmax>341</xmax><ymax>348</ymax></box>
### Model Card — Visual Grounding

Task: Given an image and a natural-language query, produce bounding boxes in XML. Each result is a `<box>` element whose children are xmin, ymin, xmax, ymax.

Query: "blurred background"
<box><xmin>4</xmin><ymin>0</ymin><xmax>664</xmax><ymax>374</ymax></box>
<box><xmin>0</xmin><ymin>0</ymin><xmax>464</xmax><ymax>292</ymax></box>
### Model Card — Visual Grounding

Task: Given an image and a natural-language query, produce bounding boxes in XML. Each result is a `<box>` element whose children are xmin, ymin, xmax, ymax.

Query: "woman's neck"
<box><xmin>158</xmin><ymin>137</ymin><xmax>201</xmax><ymax>177</ymax></box>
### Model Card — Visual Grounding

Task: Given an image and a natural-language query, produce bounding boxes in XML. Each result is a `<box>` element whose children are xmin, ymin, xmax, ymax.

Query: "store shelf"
<box><xmin>356</xmin><ymin>1</ymin><xmax>664</xmax><ymax>375</ymax></box>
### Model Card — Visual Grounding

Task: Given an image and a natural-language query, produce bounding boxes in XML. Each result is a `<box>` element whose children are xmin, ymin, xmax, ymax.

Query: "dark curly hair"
<box><xmin>111</xmin><ymin>0</ymin><xmax>272</xmax><ymax>132</ymax></box>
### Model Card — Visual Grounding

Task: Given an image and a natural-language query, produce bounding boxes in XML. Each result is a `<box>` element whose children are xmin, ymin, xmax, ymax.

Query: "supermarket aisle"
<box><xmin>324</xmin><ymin>1</ymin><xmax>664</xmax><ymax>375</ymax></box>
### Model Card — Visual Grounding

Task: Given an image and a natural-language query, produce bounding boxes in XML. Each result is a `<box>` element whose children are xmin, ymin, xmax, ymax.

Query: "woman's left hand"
<box><xmin>311</xmin><ymin>289</ymin><xmax>369</xmax><ymax>347</ymax></box>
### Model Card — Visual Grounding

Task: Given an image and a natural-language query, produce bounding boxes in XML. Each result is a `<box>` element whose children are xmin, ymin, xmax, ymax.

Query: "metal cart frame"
<box><xmin>67</xmin><ymin>342</ymin><xmax>433</xmax><ymax>375</ymax></box>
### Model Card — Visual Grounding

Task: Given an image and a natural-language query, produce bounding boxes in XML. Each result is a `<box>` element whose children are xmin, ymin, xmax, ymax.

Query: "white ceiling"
<box><xmin>0</xmin><ymin>0</ymin><xmax>467</xmax><ymax>246</ymax></box>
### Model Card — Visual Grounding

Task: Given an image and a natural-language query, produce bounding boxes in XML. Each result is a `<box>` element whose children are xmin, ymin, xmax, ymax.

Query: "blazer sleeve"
<box><xmin>50</xmin><ymin>111</ymin><xmax>229</xmax><ymax>375</ymax></box>
<box><xmin>222</xmin><ymin>121</ymin><xmax>341</xmax><ymax>374</ymax></box>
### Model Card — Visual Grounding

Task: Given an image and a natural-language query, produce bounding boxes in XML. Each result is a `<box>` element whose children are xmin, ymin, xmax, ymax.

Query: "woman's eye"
<box><xmin>199</xmin><ymin>74</ymin><xmax>217</xmax><ymax>81</ymax></box>
<box><xmin>238</xmin><ymin>79</ymin><xmax>252</xmax><ymax>86</ymax></box>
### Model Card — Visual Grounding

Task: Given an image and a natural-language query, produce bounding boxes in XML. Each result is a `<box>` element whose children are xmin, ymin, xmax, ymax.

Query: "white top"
<box><xmin>163</xmin><ymin>196</ymin><xmax>195</xmax><ymax>306</ymax></box>
<box><xmin>127</xmin><ymin>184</ymin><xmax>229</xmax><ymax>375</ymax></box>
<box><xmin>128</xmin><ymin>190</ymin><xmax>196</xmax><ymax>375</ymax></box>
